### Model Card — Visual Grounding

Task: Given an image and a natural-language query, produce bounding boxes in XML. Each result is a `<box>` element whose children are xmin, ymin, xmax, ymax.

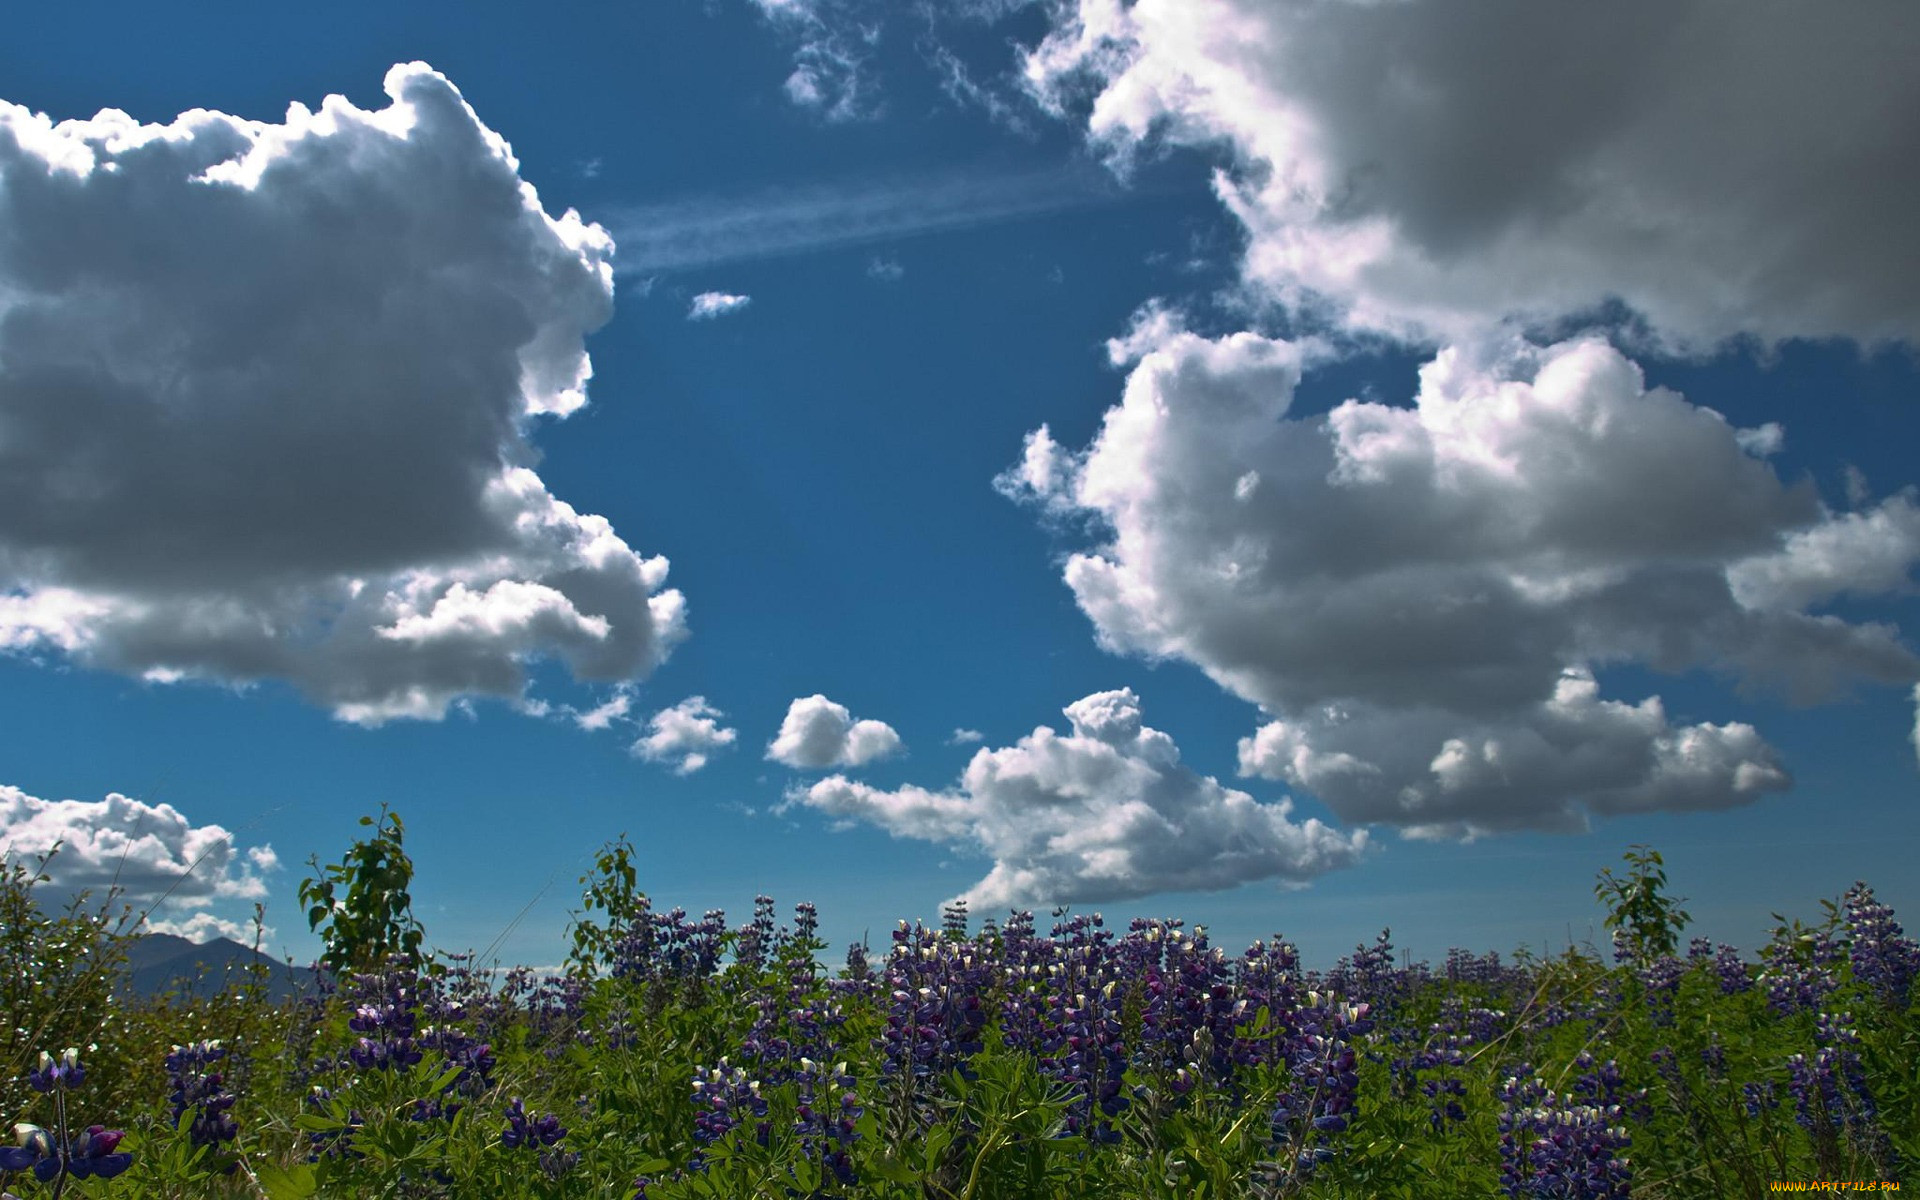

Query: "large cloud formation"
<box><xmin>0</xmin><ymin>64</ymin><xmax>685</xmax><ymax>722</ymax></box>
<box><xmin>768</xmin><ymin>694</ymin><xmax>904</xmax><ymax>769</ymax></box>
<box><xmin>0</xmin><ymin>784</ymin><xmax>277</xmax><ymax>920</ymax></box>
<box><xmin>998</xmin><ymin>323</ymin><xmax>1920</xmax><ymax>838</ymax></box>
<box><xmin>788</xmin><ymin>688</ymin><xmax>1366</xmax><ymax>908</ymax></box>
<box><xmin>1023</xmin><ymin>0</ymin><xmax>1920</xmax><ymax>348</ymax></box>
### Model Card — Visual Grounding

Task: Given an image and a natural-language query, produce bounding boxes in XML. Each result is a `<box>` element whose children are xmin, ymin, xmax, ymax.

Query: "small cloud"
<box><xmin>688</xmin><ymin>291</ymin><xmax>752</xmax><ymax>320</ymax></box>
<box><xmin>1844</xmin><ymin>464</ymin><xmax>1872</xmax><ymax>510</ymax></box>
<box><xmin>867</xmin><ymin>255</ymin><xmax>905</xmax><ymax>282</ymax></box>
<box><xmin>573</xmin><ymin>689</ymin><xmax>633</xmax><ymax>732</ymax></box>
<box><xmin>633</xmin><ymin>696</ymin><xmax>738</xmax><ymax>774</ymax></box>
<box><xmin>746</xmin><ymin>0</ymin><xmax>881</xmax><ymax>122</ymax></box>
<box><xmin>768</xmin><ymin>694</ymin><xmax>904</xmax><ymax>768</ymax></box>
<box><xmin>948</xmin><ymin>727</ymin><xmax>984</xmax><ymax>745</ymax></box>
<box><xmin>578</xmin><ymin>156</ymin><xmax>604</xmax><ymax>180</ymax></box>
<box><xmin>1735</xmin><ymin>422</ymin><xmax>1785</xmax><ymax>457</ymax></box>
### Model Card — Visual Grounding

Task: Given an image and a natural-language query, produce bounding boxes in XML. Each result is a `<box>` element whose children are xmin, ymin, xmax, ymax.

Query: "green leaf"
<box><xmin>294</xmin><ymin>1112</ymin><xmax>346</xmax><ymax>1133</ymax></box>
<box><xmin>867</xmin><ymin>1154</ymin><xmax>920</xmax><ymax>1185</ymax></box>
<box><xmin>922</xmin><ymin>1122</ymin><xmax>954</xmax><ymax>1173</ymax></box>
<box><xmin>255</xmin><ymin>1161</ymin><xmax>321</xmax><ymax>1200</ymax></box>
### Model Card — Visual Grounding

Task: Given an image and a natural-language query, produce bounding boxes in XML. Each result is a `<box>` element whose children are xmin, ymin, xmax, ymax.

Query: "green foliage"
<box><xmin>297</xmin><ymin>806</ymin><xmax>435</xmax><ymax>979</ymax></box>
<box><xmin>0</xmin><ymin>844</ymin><xmax>140</xmax><ymax>1119</ymax></box>
<box><xmin>565</xmin><ymin>833</ymin><xmax>644</xmax><ymax>978</ymax></box>
<box><xmin>1594</xmin><ymin>842</ymin><xmax>1692</xmax><ymax>965</ymax></box>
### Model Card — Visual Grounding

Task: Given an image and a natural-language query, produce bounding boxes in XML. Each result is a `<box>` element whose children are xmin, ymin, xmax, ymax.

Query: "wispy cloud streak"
<box><xmin>599</xmin><ymin>162</ymin><xmax>1149</xmax><ymax>275</ymax></box>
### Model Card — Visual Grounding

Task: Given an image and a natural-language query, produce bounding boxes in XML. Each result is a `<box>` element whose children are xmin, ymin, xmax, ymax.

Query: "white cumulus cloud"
<box><xmin>141</xmin><ymin>910</ymin><xmax>273</xmax><ymax>944</ymax></box>
<box><xmin>785</xmin><ymin>688</ymin><xmax>1367</xmax><ymax>908</ymax></box>
<box><xmin>688</xmin><ymin>291</ymin><xmax>752</xmax><ymax>320</ymax></box>
<box><xmin>0</xmin><ymin>63</ymin><xmax>686</xmax><ymax>724</ymax></box>
<box><xmin>1000</xmin><ymin>327</ymin><xmax>1920</xmax><ymax>837</ymax></box>
<box><xmin>768</xmin><ymin>694</ymin><xmax>903</xmax><ymax>768</ymax></box>
<box><xmin>0</xmin><ymin>784</ymin><xmax>278</xmax><ymax>917</ymax></box>
<box><xmin>1023</xmin><ymin>0</ymin><xmax>1920</xmax><ymax>349</ymax></box>
<box><xmin>633</xmin><ymin>696</ymin><xmax>739</xmax><ymax>774</ymax></box>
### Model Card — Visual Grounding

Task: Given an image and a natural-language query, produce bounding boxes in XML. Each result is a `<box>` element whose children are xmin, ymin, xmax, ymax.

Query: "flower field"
<box><xmin>1</xmin><ymin>819</ymin><xmax>1913</xmax><ymax>1199</ymax></box>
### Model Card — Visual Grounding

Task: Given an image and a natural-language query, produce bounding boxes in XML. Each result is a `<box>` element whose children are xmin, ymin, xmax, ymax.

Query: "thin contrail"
<box><xmin>593</xmin><ymin>159</ymin><xmax>1167</xmax><ymax>275</ymax></box>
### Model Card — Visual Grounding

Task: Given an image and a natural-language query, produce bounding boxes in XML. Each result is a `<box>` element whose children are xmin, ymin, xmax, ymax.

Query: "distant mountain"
<box><xmin>118</xmin><ymin>933</ymin><xmax>323</xmax><ymax>1005</ymax></box>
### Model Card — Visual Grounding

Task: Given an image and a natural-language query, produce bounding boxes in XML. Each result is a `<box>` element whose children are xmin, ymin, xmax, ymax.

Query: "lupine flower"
<box><xmin>1710</xmin><ymin>943</ymin><xmax>1752</xmax><ymax>995</ymax></box>
<box><xmin>166</xmin><ymin>1039</ymin><xmax>241</xmax><ymax>1168</ymax></box>
<box><xmin>1639</xmin><ymin>955</ymin><xmax>1686</xmax><ymax>1025</ymax></box>
<box><xmin>344</xmin><ymin>962</ymin><xmax>425</xmax><ymax>1072</ymax></box>
<box><xmin>1391</xmin><ymin>997</ymin><xmax>1494</xmax><ymax>1133</ymax></box>
<box><xmin>1497</xmin><ymin>1070</ymin><xmax>1631</xmax><ymax>1200</ymax></box>
<box><xmin>1</xmin><ymin>1121</ymin><xmax>132</xmax><ymax>1184</ymax></box>
<box><xmin>501</xmin><ymin>1098</ymin><xmax>567</xmax><ymax>1150</ymax></box>
<box><xmin>941</xmin><ymin>900</ymin><xmax>970</xmax><ymax>941</ymax></box>
<box><xmin>26</xmin><ymin>1048</ymin><xmax>83</xmax><ymax>1093</ymax></box>
<box><xmin>789</xmin><ymin>1057</ymin><xmax>862</xmax><ymax>1186</ymax></box>
<box><xmin>418</xmin><ymin>1023</ymin><xmax>495</xmax><ymax>1098</ymax></box>
<box><xmin>539</xmin><ymin>1148</ymin><xmax>580</xmax><ymax>1179</ymax></box>
<box><xmin>0</xmin><ymin>1124</ymin><xmax>60</xmax><ymax>1183</ymax></box>
<box><xmin>1783</xmin><ymin>1009</ymin><xmax>1899</xmax><ymax>1171</ymax></box>
<box><xmin>1136</xmin><ymin>926</ymin><xmax>1240</xmax><ymax>1089</ymax></box>
<box><xmin>842</xmin><ymin>939</ymin><xmax>871</xmax><ymax>983</ymax></box>
<box><xmin>1016</xmin><ymin>913</ymin><xmax>1131</xmax><ymax>1145</ymax></box>
<box><xmin>65</xmin><ymin>1125</ymin><xmax>132</xmax><ymax>1180</ymax></box>
<box><xmin>1758</xmin><ymin>927</ymin><xmax>1842</xmax><ymax>1016</ymax></box>
<box><xmin>1327</xmin><ymin>929</ymin><xmax>1401</xmax><ymax>1012</ymax></box>
<box><xmin>880</xmin><ymin>921</ymin><xmax>988</xmax><ymax>1087</ymax></box>
<box><xmin>690</xmin><ymin>1059</ymin><xmax>771</xmax><ymax>1161</ymax></box>
<box><xmin>523</xmin><ymin>973</ymin><xmax>594</xmax><ymax>1056</ymax></box>
<box><xmin>1235</xmin><ymin>936</ymin><xmax>1303</xmax><ymax>1073</ymax></box>
<box><xmin>1270</xmin><ymin>994</ymin><xmax>1372</xmax><ymax>1176</ymax></box>
<box><xmin>734</xmin><ymin>895</ymin><xmax>778</xmax><ymax>976</ymax></box>
<box><xmin>1843</xmin><ymin>882</ymin><xmax>1920</xmax><ymax>1009</ymax></box>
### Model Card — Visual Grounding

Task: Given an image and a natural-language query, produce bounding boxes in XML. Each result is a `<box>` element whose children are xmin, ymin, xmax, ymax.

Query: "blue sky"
<box><xmin>2</xmin><ymin>0</ymin><xmax>1917</xmax><ymax>973</ymax></box>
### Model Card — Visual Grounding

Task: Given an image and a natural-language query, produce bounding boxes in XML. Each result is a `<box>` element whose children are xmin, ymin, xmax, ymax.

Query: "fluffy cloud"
<box><xmin>141</xmin><ymin>910</ymin><xmax>271</xmax><ymax>944</ymax></box>
<box><xmin>767</xmin><ymin>694</ymin><xmax>903</xmax><ymax>768</ymax></box>
<box><xmin>786</xmin><ymin>688</ymin><xmax>1367</xmax><ymax>908</ymax></box>
<box><xmin>633</xmin><ymin>696</ymin><xmax>739</xmax><ymax>774</ymax></box>
<box><xmin>687</xmin><ymin>291</ymin><xmax>752</xmax><ymax>320</ymax></box>
<box><xmin>0</xmin><ymin>784</ymin><xmax>277</xmax><ymax>917</ymax></box>
<box><xmin>1023</xmin><ymin>1</ymin><xmax>1920</xmax><ymax>348</ymax></box>
<box><xmin>0</xmin><ymin>64</ymin><xmax>686</xmax><ymax>723</ymax></box>
<box><xmin>948</xmin><ymin>727</ymin><xmax>984</xmax><ymax>745</ymax></box>
<box><xmin>1000</xmin><ymin>325</ymin><xmax>1920</xmax><ymax>837</ymax></box>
